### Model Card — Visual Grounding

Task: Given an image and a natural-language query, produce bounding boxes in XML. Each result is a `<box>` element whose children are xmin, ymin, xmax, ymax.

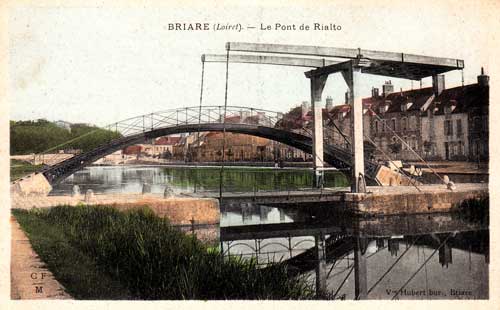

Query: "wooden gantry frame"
<box><xmin>203</xmin><ymin>42</ymin><xmax>464</xmax><ymax>192</ymax></box>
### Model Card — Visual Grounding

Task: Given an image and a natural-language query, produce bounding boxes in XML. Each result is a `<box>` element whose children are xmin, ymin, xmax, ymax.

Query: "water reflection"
<box><xmin>50</xmin><ymin>166</ymin><xmax>349</xmax><ymax>195</ymax></box>
<box><xmin>219</xmin><ymin>206</ymin><xmax>489</xmax><ymax>300</ymax></box>
<box><xmin>50</xmin><ymin>166</ymin><xmax>488</xmax><ymax>300</ymax></box>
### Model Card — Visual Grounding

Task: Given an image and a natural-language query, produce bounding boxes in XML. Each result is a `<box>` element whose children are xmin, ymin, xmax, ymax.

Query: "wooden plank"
<box><xmin>403</xmin><ymin>53</ymin><xmax>461</xmax><ymax>68</ymax></box>
<box><xmin>227</xmin><ymin>42</ymin><xmax>464</xmax><ymax>69</ymax></box>
<box><xmin>227</xmin><ymin>42</ymin><xmax>357</xmax><ymax>59</ymax></box>
<box><xmin>202</xmin><ymin>54</ymin><xmax>339</xmax><ymax>68</ymax></box>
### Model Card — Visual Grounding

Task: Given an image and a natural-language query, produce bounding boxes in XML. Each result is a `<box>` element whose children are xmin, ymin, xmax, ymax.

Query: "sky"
<box><xmin>7</xmin><ymin>2</ymin><xmax>495</xmax><ymax>126</ymax></box>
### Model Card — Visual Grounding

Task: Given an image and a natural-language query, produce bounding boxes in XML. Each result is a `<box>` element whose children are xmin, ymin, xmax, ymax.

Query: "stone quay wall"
<box><xmin>11</xmin><ymin>193</ymin><xmax>220</xmax><ymax>226</ymax></box>
<box><xmin>346</xmin><ymin>183</ymin><xmax>488</xmax><ymax>215</ymax></box>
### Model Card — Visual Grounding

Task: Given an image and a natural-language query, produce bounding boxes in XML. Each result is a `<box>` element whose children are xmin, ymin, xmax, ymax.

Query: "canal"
<box><xmin>50</xmin><ymin>165</ymin><xmax>350</xmax><ymax>195</ymax></box>
<box><xmin>51</xmin><ymin>166</ymin><xmax>489</xmax><ymax>300</ymax></box>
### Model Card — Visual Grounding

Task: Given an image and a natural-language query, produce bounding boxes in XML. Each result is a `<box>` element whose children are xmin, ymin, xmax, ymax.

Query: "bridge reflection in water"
<box><xmin>217</xmin><ymin>205</ymin><xmax>489</xmax><ymax>300</ymax></box>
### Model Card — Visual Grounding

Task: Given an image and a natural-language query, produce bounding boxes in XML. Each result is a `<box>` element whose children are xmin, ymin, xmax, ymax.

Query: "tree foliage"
<box><xmin>10</xmin><ymin>119</ymin><xmax>122</xmax><ymax>155</ymax></box>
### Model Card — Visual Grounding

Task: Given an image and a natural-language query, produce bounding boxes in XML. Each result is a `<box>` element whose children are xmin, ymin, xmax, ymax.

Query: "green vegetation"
<box><xmin>163</xmin><ymin>166</ymin><xmax>349</xmax><ymax>191</ymax></box>
<box><xmin>10</xmin><ymin>159</ymin><xmax>43</xmax><ymax>181</ymax></box>
<box><xmin>13</xmin><ymin>206</ymin><xmax>314</xmax><ymax>300</ymax></box>
<box><xmin>12</xmin><ymin>208</ymin><xmax>131</xmax><ymax>299</ymax></box>
<box><xmin>10</xmin><ymin>119</ymin><xmax>121</xmax><ymax>155</ymax></box>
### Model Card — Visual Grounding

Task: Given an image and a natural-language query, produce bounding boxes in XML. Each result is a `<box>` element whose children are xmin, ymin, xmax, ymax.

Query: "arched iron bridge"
<box><xmin>41</xmin><ymin>105</ymin><xmax>382</xmax><ymax>185</ymax></box>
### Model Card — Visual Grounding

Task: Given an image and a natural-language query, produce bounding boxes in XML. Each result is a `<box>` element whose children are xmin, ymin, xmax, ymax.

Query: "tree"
<box><xmin>10</xmin><ymin>120</ymin><xmax>122</xmax><ymax>155</ymax></box>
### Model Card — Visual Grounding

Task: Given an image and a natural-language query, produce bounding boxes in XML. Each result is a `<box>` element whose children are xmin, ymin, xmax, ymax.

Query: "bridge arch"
<box><xmin>42</xmin><ymin>122</ymin><xmax>379</xmax><ymax>185</ymax></box>
<box><xmin>37</xmin><ymin>105</ymin><xmax>406</xmax><ymax>186</ymax></box>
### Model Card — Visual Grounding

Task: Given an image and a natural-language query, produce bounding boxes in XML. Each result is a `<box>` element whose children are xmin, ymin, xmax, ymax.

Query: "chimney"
<box><xmin>372</xmin><ymin>87</ymin><xmax>379</xmax><ymax>98</ymax></box>
<box><xmin>325</xmin><ymin>96</ymin><xmax>333</xmax><ymax>110</ymax></box>
<box><xmin>382</xmin><ymin>81</ymin><xmax>394</xmax><ymax>97</ymax></box>
<box><xmin>301</xmin><ymin>101</ymin><xmax>310</xmax><ymax>117</ymax></box>
<box><xmin>432</xmin><ymin>75</ymin><xmax>445</xmax><ymax>96</ymax></box>
<box><xmin>477</xmin><ymin>67</ymin><xmax>489</xmax><ymax>87</ymax></box>
<box><xmin>345</xmin><ymin>91</ymin><xmax>351</xmax><ymax>104</ymax></box>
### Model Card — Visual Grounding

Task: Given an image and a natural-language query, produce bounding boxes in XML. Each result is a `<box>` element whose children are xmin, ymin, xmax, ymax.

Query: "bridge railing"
<box><xmin>103</xmin><ymin>106</ymin><xmax>285</xmax><ymax>138</ymax></box>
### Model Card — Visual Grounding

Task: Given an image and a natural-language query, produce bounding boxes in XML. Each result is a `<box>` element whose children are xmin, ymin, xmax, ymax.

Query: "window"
<box><xmin>374</xmin><ymin>120</ymin><xmax>379</xmax><ymax>134</ymax></box>
<box><xmin>444</xmin><ymin>120</ymin><xmax>453</xmax><ymax>136</ymax></box>
<box><xmin>380</xmin><ymin>101</ymin><xmax>390</xmax><ymax>114</ymax></box>
<box><xmin>381</xmin><ymin>120</ymin><xmax>386</xmax><ymax>132</ymax></box>
<box><xmin>456</xmin><ymin>119</ymin><xmax>463</xmax><ymax>137</ymax></box>
<box><xmin>401</xmin><ymin>117</ymin><xmax>408</xmax><ymax>131</ymax></box>
<box><xmin>411</xmin><ymin>135</ymin><xmax>418</xmax><ymax>151</ymax></box>
<box><xmin>391</xmin><ymin>118</ymin><xmax>397</xmax><ymax>131</ymax></box>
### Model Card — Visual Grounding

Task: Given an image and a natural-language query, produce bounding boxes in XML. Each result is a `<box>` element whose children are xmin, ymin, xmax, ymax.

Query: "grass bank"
<box><xmin>12</xmin><ymin>205</ymin><xmax>314</xmax><ymax>300</ymax></box>
<box><xmin>10</xmin><ymin>159</ymin><xmax>43</xmax><ymax>181</ymax></box>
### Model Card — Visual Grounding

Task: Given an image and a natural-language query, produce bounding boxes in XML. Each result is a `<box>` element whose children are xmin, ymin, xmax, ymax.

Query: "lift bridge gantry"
<box><xmin>205</xmin><ymin>42</ymin><xmax>464</xmax><ymax>192</ymax></box>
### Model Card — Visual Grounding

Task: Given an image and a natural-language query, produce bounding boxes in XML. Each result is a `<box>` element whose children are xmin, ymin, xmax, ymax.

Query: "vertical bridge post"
<box><xmin>342</xmin><ymin>61</ymin><xmax>366</xmax><ymax>193</ymax></box>
<box><xmin>306</xmin><ymin>59</ymin><xmax>367</xmax><ymax>191</ymax></box>
<box><xmin>310</xmin><ymin>75</ymin><xmax>328</xmax><ymax>188</ymax></box>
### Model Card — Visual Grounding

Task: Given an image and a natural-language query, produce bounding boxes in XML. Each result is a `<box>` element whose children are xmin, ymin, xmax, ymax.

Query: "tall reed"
<box><xmin>16</xmin><ymin>205</ymin><xmax>314</xmax><ymax>299</ymax></box>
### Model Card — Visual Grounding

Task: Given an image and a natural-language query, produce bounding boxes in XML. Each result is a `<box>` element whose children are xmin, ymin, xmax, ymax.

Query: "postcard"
<box><xmin>1</xmin><ymin>1</ymin><xmax>498</xmax><ymax>309</ymax></box>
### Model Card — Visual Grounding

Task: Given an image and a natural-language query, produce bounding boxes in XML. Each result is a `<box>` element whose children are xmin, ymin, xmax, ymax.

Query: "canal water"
<box><xmin>50</xmin><ymin>165</ymin><xmax>349</xmax><ymax>195</ymax></box>
<box><xmin>218</xmin><ymin>204</ymin><xmax>489</xmax><ymax>300</ymax></box>
<box><xmin>51</xmin><ymin>166</ymin><xmax>489</xmax><ymax>300</ymax></box>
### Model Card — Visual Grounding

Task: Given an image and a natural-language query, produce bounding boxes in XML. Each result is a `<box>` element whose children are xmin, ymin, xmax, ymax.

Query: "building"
<box><xmin>365</xmin><ymin>82</ymin><xmax>435</xmax><ymax>161</ymax></box>
<box><xmin>188</xmin><ymin>131</ymin><xmax>273</xmax><ymax>162</ymax></box>
<box><xmin>54</xmin><ymin>120</ymin><xmax>72</xmax><ymax>132</ymax></box>
<box><xmin>150</xmin><ymin>136</ymin><xmax>181</xmax><ymax>158</ymax></box>
<box><xmin>329</xmin><ymin>69</ymin><xmax>489</xmax><ymax>162</ymax></box>
<box><xmin>166</xmin><ymin>111</ymin><xmax>312</xmax><ymax>163</ymax></box>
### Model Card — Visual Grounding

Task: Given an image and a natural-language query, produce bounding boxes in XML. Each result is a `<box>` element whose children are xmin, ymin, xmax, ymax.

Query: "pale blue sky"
<box><xmin>8</xmin><ymin>3</ymin><xmax>493</xmax><ymax>126</ymax></box>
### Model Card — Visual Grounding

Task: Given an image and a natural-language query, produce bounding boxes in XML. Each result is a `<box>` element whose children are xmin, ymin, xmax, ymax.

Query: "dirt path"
<box><xmin>10</xmin><ymin>216</ymin><xmax>72</xmax><ymax>299</ymax></box>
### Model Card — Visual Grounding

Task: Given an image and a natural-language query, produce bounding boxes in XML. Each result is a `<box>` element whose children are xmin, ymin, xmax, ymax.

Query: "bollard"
<box><xmin>84</xmin><ymin>189</ymin><xmax>94</xmax><ymax>203</ymax></box>
<box><xmin>142</xmin><ymin>183</ymin><xmax>151</xmax><ymax>194</ymax></box>
<box><xmin>72</xmin><ymin>185</ymin><xmax>81</xmax><ymax>197</ymax></box>
<box><xmin>443</xmin><ymin>175</ymin><xmax>450</xmax><ymax>184</ymax></box>
<box><xmin>443</xmin><ymin>175</ymin><xmax>455</xmax><ymax>190</ymax></box>
<box><xmin>163</xmin><ymin>185</ymin><xmax>174</xmax><ymax>198</ymax></box>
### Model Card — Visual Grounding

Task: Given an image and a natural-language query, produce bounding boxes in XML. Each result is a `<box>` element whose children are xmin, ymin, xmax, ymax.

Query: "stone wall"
<box><xmin>111</xmin><ymin>196</ymin><xmax>220</xmax><ymax>225</ymax></box>
<box><xmin>11</xmin><ymin>173</ymin><xmax>52</xmax><ymax>197</ymax></box>
<box><xmin>347</xmin><ymin>185</ymin><xmax>488</xmax><ymax>215</ymax></box>
<box><xmin>11</xmin><ymin>194</ymin><xmax>220</xmax><ymax>225</ymax></box>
